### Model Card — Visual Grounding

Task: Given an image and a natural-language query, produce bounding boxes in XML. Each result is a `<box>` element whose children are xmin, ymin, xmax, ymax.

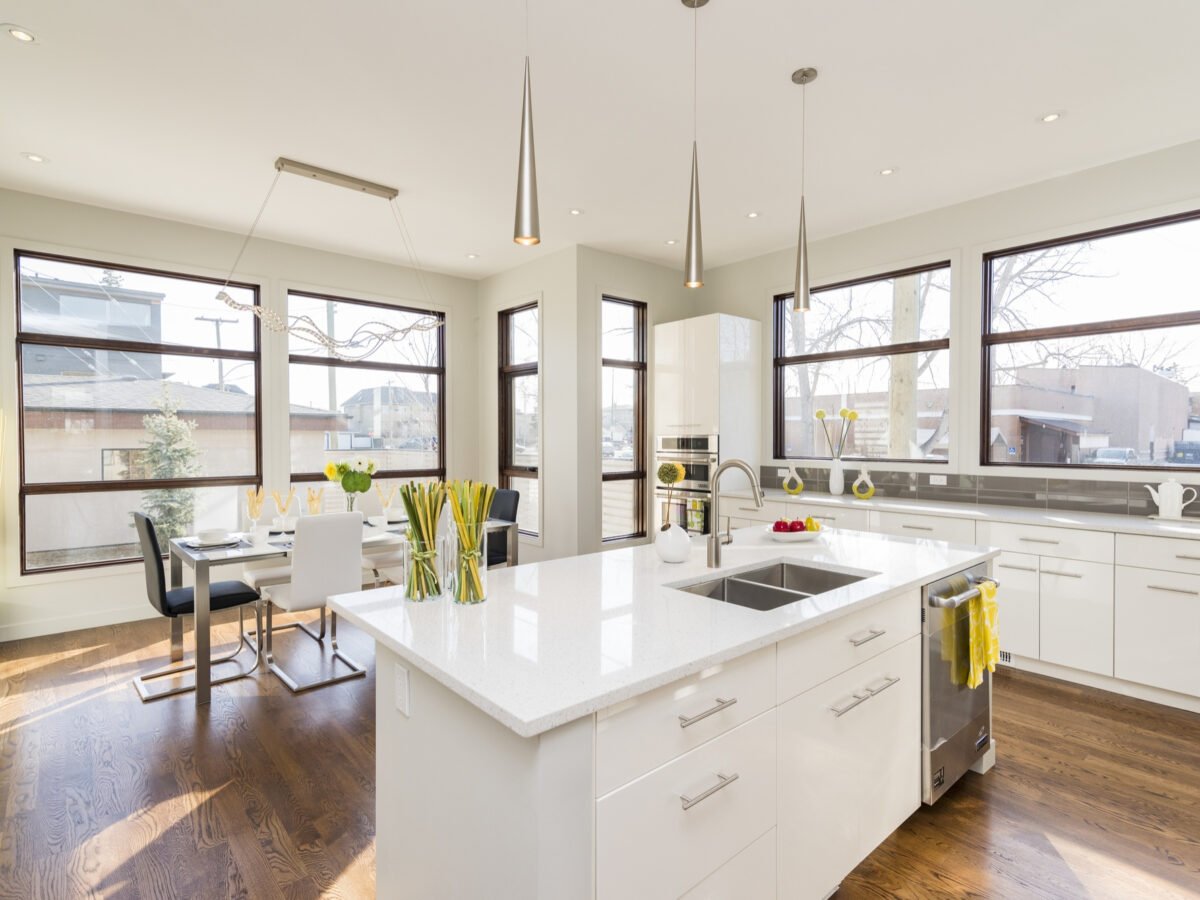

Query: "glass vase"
<box><xmin>404</xmin><ymin>533</ymin><xmax>441</xmax><ymax>602</ymax></box>
<box><xmin>345</xmin><ymin>492</ymin><xmax>357</xmax><ymax>512</ymax></box>
<box><xmin>449</xmin><ymin>522</ymin><xmax>488</xmax><ymax>604</ymax></box>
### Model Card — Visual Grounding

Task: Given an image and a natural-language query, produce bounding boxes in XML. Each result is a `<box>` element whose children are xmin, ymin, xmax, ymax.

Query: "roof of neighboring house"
<box><xmin>21</xmin><ymin>273</ymin><xmax>167</xmax><ymax>304</ymax></box>
<box><xmin>21</xmin><ymin>374</ymin><xmax>341</xmax><ymax>418</ymax></box>
<box><xmin>342</xmin><ymin>385</ymin><xmax>436</xmax><ymax>407</ymax></box>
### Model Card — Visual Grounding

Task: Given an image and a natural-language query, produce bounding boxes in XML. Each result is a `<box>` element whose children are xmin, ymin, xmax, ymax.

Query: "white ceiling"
<box><xmin>3</xmin><ymin>1</ymin><xmax>1200</xmax><ymax>281</ymax></box>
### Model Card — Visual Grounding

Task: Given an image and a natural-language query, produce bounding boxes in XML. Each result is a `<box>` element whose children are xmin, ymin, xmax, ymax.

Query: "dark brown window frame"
<box><xmin>601</xmin><ymin>296</ymin><xmax>648</xmax><ymax>542</ymax></box>
<box><xmin>981</xmin><ymin>208</ymin><xmax>1200</xmax><ymax>472</ymax></box>
<box><xmin>498</xmin><ymin>302</ymin><xmax>539</xmax><ymax>536</ymax></box>
<box><xmin>287</xmin><ymin>289</ymin><xmax>447</xmax><ymax>483</ymax></box>
<box><xmin>15</xmin><ymin>249</ymin><xmax>263</xmax><ymax>575</ymax></box>
<box><xmin>772</xmin><ymin>261</ymin><xmax>952</xmax><ymax>463</ymax></box>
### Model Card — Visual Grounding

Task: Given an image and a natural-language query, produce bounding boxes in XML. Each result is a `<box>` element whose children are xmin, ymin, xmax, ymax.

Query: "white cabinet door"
<box><xmin>684</xmin><ymin>316</ymin><xmax>720</xmax><ymax>434</ymax></box>
<box><xmin>1039</xmin><ymin>558</ymin><xmax>1114</xmax><ymax>676</ymax></box>
<box><xmin>1115</xmin><ymin>566</ymin><xmax>1200</xmax><ymax>697</ymax></box>
<box><xmin>681</xmin><ymin>827</ymin><xmax>776</xmax><ymax>899</ymax></box>
<box><xmin>653</xmin><ymin>320</ymin><xmax>688</xmax><ymax>434</ymax></box>
<box><xmin>993</xmin><ymin>551</ymin><xmax>1040</xmax><ymax>660</ymax></box>
<box><xmin>871</xmin><ymin>510</ymin><xmax>976</xmax><ymax>544</ymax></box>
<box><xmin>778</xmin><ymin>636</ymin><xmax>920</xmax><ymax>900</ymax></box>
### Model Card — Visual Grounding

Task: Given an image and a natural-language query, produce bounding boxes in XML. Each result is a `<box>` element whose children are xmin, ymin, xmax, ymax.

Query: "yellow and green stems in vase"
<box><xmin>399</xmin><ymin>481</ymin><xmax>445</xmax><ymax>601</ymax></box>
<box><xmin>447</xmin><ymin>480</ymin><xmax>496</xmax><ymax>604</ymax></box>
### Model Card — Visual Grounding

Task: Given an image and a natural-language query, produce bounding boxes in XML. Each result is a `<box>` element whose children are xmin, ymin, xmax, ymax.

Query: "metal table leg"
<box><xmin>194</xmin><ymin>561</ymin><xmax>211</xmax><ymax>707</ymax></box>
<box><xmin>506</xmin><ymin>523</ymin><xmax>518</xmax><ymax>567</ymax></box>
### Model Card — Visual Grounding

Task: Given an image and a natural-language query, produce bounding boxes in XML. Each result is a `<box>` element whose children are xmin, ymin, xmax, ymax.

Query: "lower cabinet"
<box><xmin>993</xmin><ymin>551</ymin><xmax>1040</xmax><ymax>659</ymax></box>
<box><xmin>1039</xmin><ymin>559</ymin><xmax>1114</xmax><ymax>676</ymax></box>
<box><xmin>778</xmin><ymin>635</ymin><xmax>922</xmax><ymax>899</ymax></box>
<box><xmin>1115</xmin><ymin>565</ymin><xmax>1200</xmax><ymax>696</ymax></box>
<box><xmin>681</xmin><ymin>828</ymin><xmax>776</xmax><ymax>899</ymax></box>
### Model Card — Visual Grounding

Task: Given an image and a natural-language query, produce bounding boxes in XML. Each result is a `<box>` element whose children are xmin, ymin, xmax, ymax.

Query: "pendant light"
<box><xmin>513</xmin><ymin>0</ymin><xmax>540</xmax><ymax>246</ymax></box>
<box><xmin>792</xmin><ymin>67</ymin><xmax>817</xmax><ymax>312</ymax></box>
<box><xmin>682</xmin><ymin>0</ymin><xmax>707</xmax><ymax>289</ymax></box>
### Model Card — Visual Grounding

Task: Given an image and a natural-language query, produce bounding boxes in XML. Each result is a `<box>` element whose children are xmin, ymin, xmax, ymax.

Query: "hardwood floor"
<box><xmin>3</xmin><ymin>618</ymin><xmax>1200</xmax><ymax>899</ymax></box>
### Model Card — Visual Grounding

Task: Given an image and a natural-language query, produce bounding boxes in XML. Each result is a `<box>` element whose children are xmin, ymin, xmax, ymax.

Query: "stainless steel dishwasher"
<box><xmin>922</xmin><ymin>562</ymin><xmax>997</xmax><ymax>804</ymax></box>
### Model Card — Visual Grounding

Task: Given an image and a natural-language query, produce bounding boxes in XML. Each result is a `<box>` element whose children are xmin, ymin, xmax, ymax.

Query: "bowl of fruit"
<box><xmin>767</xmin><ymin>516</ymin><xmax>824</xmax><ymax>543</ymax></box>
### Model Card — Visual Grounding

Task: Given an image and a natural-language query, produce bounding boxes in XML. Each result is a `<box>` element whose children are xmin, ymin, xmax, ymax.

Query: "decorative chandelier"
<box><xmin>216</xmin><ymin>157</ymin><xmax>444</xmax><ymax>361</ymax></box>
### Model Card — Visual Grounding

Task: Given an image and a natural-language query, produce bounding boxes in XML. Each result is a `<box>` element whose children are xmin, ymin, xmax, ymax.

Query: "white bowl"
<box><xmin>198</xmin><ymin>528</ymin><xmax>230</xmax><ymax>544</ymax></box>
<box><xmin>765</xmin><ymin>525</ymin><xmax>824</xmax><ymax>543</ymax></box>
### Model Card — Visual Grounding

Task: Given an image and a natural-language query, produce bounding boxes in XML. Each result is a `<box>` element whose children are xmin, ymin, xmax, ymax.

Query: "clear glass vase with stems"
<box><xmin>404</xmin><ymin>532</ymin><xmax>442</xmax><ymax>601</ymax></box>
<box><xmin>448</xmin><ymin>522</ymin><xmax>488</xmax><ymax>604</ymax></box>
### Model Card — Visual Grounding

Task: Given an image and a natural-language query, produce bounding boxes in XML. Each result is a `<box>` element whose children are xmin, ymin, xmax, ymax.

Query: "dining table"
<box><xmin>169</xmin><ymin>517</ymin><xmax>519</xmax><ymax>706</ymax></box>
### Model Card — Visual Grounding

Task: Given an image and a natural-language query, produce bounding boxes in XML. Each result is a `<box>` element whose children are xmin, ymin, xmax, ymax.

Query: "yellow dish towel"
<box><xmin>967</xmin><ymin>580</ymin><xmax>1000</xmax><ymax>689</ymax></box>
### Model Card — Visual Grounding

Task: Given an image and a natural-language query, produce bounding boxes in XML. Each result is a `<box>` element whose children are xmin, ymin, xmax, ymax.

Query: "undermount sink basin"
<box><xmin>672</xmin><ymin>561</ymin><xmax>869</xmax><ymax>612</ymax></box>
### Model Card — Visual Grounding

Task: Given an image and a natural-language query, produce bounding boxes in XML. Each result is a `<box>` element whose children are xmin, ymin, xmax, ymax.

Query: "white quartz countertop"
<box><xmin>723</xmin><ymin>487</ymin><xmax>1200</xmax><ymax>541</ymax></box>
<box><xmin>330</xmin><ymin>527</ymin><xmax>996</xmax><ymax>738</ymax></box>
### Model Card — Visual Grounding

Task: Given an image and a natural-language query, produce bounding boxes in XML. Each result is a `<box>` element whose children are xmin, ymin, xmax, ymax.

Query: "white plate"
<box><xmin>186</xmin><ymin>535</ymin><xmax>240</xmax><ymax>549</ymax></box>
<box><xmin>764</xmin><ymin>525</ymin><xmax>825</xmax><ymax>543</ymax></box>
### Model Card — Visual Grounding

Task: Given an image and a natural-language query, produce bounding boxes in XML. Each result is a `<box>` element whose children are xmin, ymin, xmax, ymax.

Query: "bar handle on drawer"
<box><xmin>1041</xmin><ymin>570</ymin><xmax>1083</xmax><ymax>579</ymax></box>
<box><xmin>1148</xmin><ymin>584</ymin><xmax>1200</xmax><ymax>596</ymax></box>
<box><xmin>737</xmin><ymin>506</ymin><xmax>763</xmax><ymax>514</ymax></box>
<box><xmin>1019</xmin><ymin>537</ymin><xmax>1060</xmax><ymax>545</ymax></box>
<box><xmin>1175</xmin><ymin>554</ymin><xmax>1200</xmax><ymax>562</ymax></box>
<box><xmin>680</xmin><ymin>772</ymin><xmax>739</xmax><ymax>810</ymax></box>
<box><xmin>678</xmin><ymin>696</ymin><xmax>738</xmax><ymax>728</ymax></box>
<box><xmin>830</xmin><ymin>692</ymin><xmax>870</xmax><ymax>718</ymax></box>
<box><xmin>998</xmin><ymin>563</ymin><xmax>1037</xmax><ymax>573</ymax></box>
<box><xmin>864</xmin><ymin>675</ymin><xmax>901</xmax><ymax>697</ymax></box>
<box><xmin>902</xmin><ymin>524</ymin><xmax>934</xmax><ymax>532</ymax></box>
<box><xmin>849</xmin><ymin>627</ymin><xmax>886</xmax><ymax>647</ymax></box>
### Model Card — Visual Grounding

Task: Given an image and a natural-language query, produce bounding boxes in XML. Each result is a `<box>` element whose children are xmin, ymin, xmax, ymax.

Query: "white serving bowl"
<box><xmin>764</xmin><ymin>525</ymin><xmax>824</xmax><ymax>543</ymax></box>
<box><xmin>197</xmin><ymin>528</ymin><xmax>230</xmax><ymax>544</ymax></box>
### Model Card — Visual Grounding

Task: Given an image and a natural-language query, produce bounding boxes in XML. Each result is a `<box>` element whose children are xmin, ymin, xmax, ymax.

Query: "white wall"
<box><xmin>0</xmin><ymin>187</ymin><xmax>479</xmax><ymax>641</ymax></box>
<box><xmin>697</xmin><ymin>139</ymin><xmax>1200</xmax><ymax>481</ymax></box>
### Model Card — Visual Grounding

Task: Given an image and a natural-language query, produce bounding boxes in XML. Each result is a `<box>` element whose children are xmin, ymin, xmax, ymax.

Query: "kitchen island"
<box><xmin>330</xmin><ymin>526</ymin><xmax>998</xmax><ymax>899</ymax></box>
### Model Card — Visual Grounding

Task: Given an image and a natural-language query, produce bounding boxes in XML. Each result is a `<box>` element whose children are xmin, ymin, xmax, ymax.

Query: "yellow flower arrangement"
<box><xmin>814</xmin><ymin>407</ymin><xmax>859</xmax><ymax>459</ymax></box>
<box><xmin>323</xmin><ymin>461</ymin><xmax>338</xmax><ymax>480</ymax></box>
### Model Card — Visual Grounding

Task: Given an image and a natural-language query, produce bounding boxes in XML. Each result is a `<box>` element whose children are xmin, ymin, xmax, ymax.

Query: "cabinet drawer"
<box><xmin>1116</xmin><ymin>533</ymin><xmax>1200</xmax><ymax>577</ymax></box>
<box><xmin>596</xmin><ymin>710</ymin><xmax>777</xmax><ymax>900</ymax></box>
<box><xmin>777</xmin><ymin>590</ymin><xmax>920</xmax><ymax>704</ymax></box>
<box><xmin>1039</xmin><ymin>558</ymin><xmax>1114</xmax><ymax>676</ymax></box>
<box><xmin>1115</xmin><ymin>566</ymin><xmax>1200</xmax><ymax>697</ymax></box>
<box><xmin>799</xmin><ymin>506</ymin><xmax>871</xmax><ymax>532</ymax></box>
<box><xmin>680</xmin><ymin>827</ymin><xmax>775</xmax><ymax>899</ymax></box>
<box><xmin>872</xmin><ymin>510</ymin><xmax>976</xmax><ymax>544</ymax></box>
<box><xmin>720</xmin><ymin>496</ymin><xmax>788</xmax><ymax>523</ymax></box>
<box><xmin>596</xmin><ymin>646</ymin><xmax>775</xmax><ymax>797</ymax></box>
<box><xmin>977</xmin><ymin>521</ymin><xmax>1113</xmax><ymax>564</ymax></box>
<box><xmin>994</xmin><ymin>551</ymin><xmax>1039</xmax><ymax>659</ymax></box>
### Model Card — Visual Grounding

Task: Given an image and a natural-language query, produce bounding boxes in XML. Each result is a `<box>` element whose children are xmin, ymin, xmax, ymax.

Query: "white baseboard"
<box><xmin>1001</xmin><ymin>655</ymin><xmax>1200</xmax><ymax>715</ymax></box>
<box><xmin>0</xmin><ymin>603</ymin><xmax>156</xmax><ymax>643</ymax></box>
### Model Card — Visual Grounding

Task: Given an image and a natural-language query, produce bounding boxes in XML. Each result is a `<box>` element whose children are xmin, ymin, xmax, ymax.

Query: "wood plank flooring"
<box><xmin>3</xmin><ymin>617</ymin><xmax>1200</xmax><ymax>898</ymax></box>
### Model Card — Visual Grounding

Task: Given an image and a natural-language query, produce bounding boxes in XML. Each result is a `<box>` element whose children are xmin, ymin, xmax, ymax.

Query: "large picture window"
<box><xmin>16</xmin><ymin>252</ymin><xmax>261</xmax><ymax>573</ymax></box>
<box><xmin>773</xmin><ymin>263</ymin><xmax>951</xmax><ymax>462</ymax></box>
<box><xmin>601</xmin><ymin>297</ymin><xmax>647</xmax><ymax>541</ymax></box>
<box><xmin>499</xmin><ymin>303</ymin><xmax>540</xmax><ymax>536</ymax></box>
<box><xmin>983</xmin><ymin>211</ymin><xmax>1200</xmax><ymax>469</ymax></box>
<box><xmin>287</xmin><ymin>291</ymin><xmax>445</xmax><ymax>489</ymax></box>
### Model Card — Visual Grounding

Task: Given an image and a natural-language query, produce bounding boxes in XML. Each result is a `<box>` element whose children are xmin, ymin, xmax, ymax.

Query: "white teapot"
<box><xmin>1145</xmin><ymin>479</ymin><xmax>1198</xmax><ymax>520</ymax></box>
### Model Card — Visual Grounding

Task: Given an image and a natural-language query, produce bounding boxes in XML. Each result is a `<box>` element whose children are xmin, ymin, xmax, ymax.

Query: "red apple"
<box><xmin>789</xmin><ymin>520</ymin><xmax>806</xmax><ymax>532</ymax></box>
<box><xmin>773</xmin><ymin>519</ymin><xmax>790</xmax><ymax>533</ymax></box>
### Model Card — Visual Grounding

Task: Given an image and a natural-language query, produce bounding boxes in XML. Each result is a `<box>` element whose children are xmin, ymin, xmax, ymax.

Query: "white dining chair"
<box><xmin>258</xmin><ymin>511</ymin><xmax>367</xmax><ymax>692</ymax></box>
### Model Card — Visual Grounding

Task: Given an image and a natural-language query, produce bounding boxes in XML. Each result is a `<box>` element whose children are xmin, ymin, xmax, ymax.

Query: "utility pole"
<box><xmin>195</xmin><ymin>315</ymin><xmax>237</xmax><ymax>389</ymax></box>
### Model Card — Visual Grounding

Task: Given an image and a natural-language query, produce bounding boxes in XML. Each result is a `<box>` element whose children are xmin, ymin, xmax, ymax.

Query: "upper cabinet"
<box><xmin>654</xmin><ymin>314</ymin><xmax>761</xmax><ymax>464</ymax></box>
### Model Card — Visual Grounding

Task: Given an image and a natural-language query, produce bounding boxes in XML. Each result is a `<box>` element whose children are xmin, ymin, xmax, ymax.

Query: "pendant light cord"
<box><xmin>221</xmin><ymin>168</ymin><xmax>282</xmax><ymax>290</ymax></box>
<box><xmin>692</xmin><ymin>2</ymin><xmax>698</xmax><ymax>142</ymax></box>
<box><xmin>525</xmin><ymin>0</ymin><xmax>530</xmax><ymax>57</ymax></box>
<box><xmin>801</xmin><ymin>81</ymin><xmax>806</xmax><ymax>197</ymax></box>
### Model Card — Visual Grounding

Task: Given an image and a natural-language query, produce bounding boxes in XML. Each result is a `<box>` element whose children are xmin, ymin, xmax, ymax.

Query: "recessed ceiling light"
<box><xmin>6</xmin><ymin>25</ymin><xmax>35</xmax><ymax>42</ymax></box>
<box><xmin>746</xmin><ymin>211</ymin><xmax>759</xmax><ymax>219</ymax></box>
<box><xmin>465</xmin><ymin>253</ymin><xmax>479</xmax><ymax>260</ymax></box>
<box><xmin>22</xmin><ymin>152</ymin><xmax>46</xmax><ymax>163</ymax></box>
<box><xmin>665</xmin><ymin>239</ymin><xmax>678</xmax><ymax>246</ymax></box>
<box><xmin>569</xmin><ymin>208</ymin><xmax>583</xmax><ymax>216</ymax></box>
<box><xmin>1039</xmin><ymin>111</ymin><xmax>1063</xmax><ymax>123</ymax></box>
<box><xmin>878</xmin><ymin>167</ymin><xmax>897</xmax><ymax>176</ymax></box>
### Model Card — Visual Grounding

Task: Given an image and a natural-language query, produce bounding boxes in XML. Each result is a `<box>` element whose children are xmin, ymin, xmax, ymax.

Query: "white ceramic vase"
<box><xmin>655</xmin><ymin>523</ymin><xmax>692</xmax><ymax>563</ymax></box>
<box><xmin>828</xmin><ymin>458</ymin><xmax>845</xmax><ymax>496</ymax></box>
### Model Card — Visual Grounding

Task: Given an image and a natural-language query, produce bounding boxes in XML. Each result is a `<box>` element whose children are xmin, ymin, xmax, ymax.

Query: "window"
<box><xmin>16</xmin><ymin>251</ymin><xmax>261</xmax><ymax>573</ymax></box>
<box><xmin>601</xmin><ymin>297</ymin><xmax>647</xmax><ymax>541</ymax></box>
<box><xmin>287</xmin><ymin>291</ymin><xmax>445</xmax><ymax>490</ymax></box>
<box><xmin>983</xmin><ymin>211</ymin><xmax>1200</xmax><ymax>469</ymax></box>
<box><xmin>773</xmin><ymin>263</ymin><xmax>951</xmax><ymax>462</ymax></box>
<box><xmin>499</xmin><ymin>303</ymin><xmax>540</xmax><ymax>536</ymax></box>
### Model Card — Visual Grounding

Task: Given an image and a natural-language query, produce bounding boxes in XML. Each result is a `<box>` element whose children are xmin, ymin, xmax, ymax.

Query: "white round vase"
<box><xmin>655</xmin><ymin>524</ymin><xmax>692</xmax><ymax>563</ymax></box>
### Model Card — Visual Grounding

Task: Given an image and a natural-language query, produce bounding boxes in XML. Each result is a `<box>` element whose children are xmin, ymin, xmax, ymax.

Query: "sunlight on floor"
<box><xmin>1047</xmin><ymin>831</ymin><xmax>1197</xmax><ymax>899</ymax></box>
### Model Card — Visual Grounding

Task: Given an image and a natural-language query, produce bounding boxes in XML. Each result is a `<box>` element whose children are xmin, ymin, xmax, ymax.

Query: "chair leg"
<box><xmin>170</xmin><ymin>616</ymin><xmax>184</xmax><ymax>662</ymax></box>
<box><xmin>132</xmin><ymin>606</ymin><xmax>262</xmax><ymax>702</ymax></box>
<box><xmin>263</xmin><ymin>605</ymin><xmax>367</xmax><ymax>694</ymax></box>
<box><xmin>244</xmin><ymin>603</ymin><xmax>327</xmax><ymax>650</ymax></box>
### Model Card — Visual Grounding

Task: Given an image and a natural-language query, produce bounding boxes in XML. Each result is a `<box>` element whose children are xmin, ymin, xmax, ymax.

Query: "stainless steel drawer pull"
<box><xmin>680</xmin><ymin>772</ymin><xmax>739</xmax><ymax>810</ymax></box>
<box><xmin>1175</xmin><ymin>554</ymin><xmax>1200</xmax><ymax>562</ymax></box>
<box><xmin>816</xmin><ymin>515</ymin><xmax>837</xmax><ymax>521</ymax></box>
<box><xmin>849</xmin><ymin>627</ymin><xmax>886</xmax><ymax>647</ymax></box>
<box><xmin>1019</xmin><ymin>537</ymin><xmax>1061</xmax><ymax>545</ymax></box>
<box><xmin>998</xmin><ymin>563</ymin><xmax>1038</xmax><ymax>573</ymax></box>
<box><xmin>902</xmin><ymin>524</ymin><xmax>935</xmax><ymax>532</ymax></box>
<box><xmin>830</xmin><ymin>692</ymin><xmax>870</xmax><ymax>718</ymax></box>
<box><xmin>678</xmin><ymin>697</ymin><xmax>738</xmax><ymax>728</ymax></box>
<box><xmin>864</xmin><ymin>675</ymin><xmax>901</xmax><ymax>697</ymax></box>
<box><xmin>1148</xmin><ymin>584</ymin><xmax>1200</xmax><ymax>596</ymax></box>
<box><xmin>1041</xmin><ymin>570</ymin><xmax>1083</xmax><ymax>579</ymax></box>
<box><xmin>737</xmin><ymin>507</ymin><xmax>765</xmax><ymax>514</ymax></box>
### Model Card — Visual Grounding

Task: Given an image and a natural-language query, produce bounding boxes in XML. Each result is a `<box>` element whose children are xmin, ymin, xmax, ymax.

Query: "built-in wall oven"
<box><xmin>654</xmin><ymin>434</ymin><xmax>718</xmax><ymax>535</ymax></box>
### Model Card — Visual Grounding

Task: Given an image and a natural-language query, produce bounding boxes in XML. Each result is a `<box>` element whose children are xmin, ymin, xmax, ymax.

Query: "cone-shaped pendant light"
<box><xmin>792</xmin><ymin>67</ymin><xmax>817</xmax><ymax>312</ymax></box>
<box><xmin>513</xmin><ymin>56</ymin><xmax>540</xmax><ymax>245</ymax></box>
<box><xmin>681</xmin><ymin>0</ymin><xmax>708</xmax><ymax>288</ymax></box>
<box><xmin>684</xmin><ymin>141</ymin><xmax>703</xmax><ymax>288</ymax></box>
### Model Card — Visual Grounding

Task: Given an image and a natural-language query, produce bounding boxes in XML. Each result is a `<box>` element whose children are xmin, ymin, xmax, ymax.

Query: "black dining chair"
<box><xmin>131</xmin><ymin>512</ymin><xmax>264</xmax><ymax>701</ymax></box>
<box><xmin>487</xmin><ymin>489</ymin><xmax>520</xmax><ymax>568</ymax></box>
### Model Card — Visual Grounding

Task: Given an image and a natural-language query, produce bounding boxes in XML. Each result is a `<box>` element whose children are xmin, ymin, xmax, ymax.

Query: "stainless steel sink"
<box><xmin>673</xmin><ymin>561</ymin><xmax>868</xmax><ymax>612</ymax></box>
